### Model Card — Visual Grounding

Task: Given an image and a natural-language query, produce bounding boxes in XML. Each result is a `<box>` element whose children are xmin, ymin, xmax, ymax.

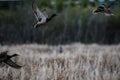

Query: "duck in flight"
<box><xmin>93</xmin><ymin>4</ymin><xmax>114</xmax><ymax>16</ymax></box>
<box><xmin>32</xmin><ymin>0</ymin><xmax>57</xmax><ymax>28</ymax></box>
<box><xmin>0</xmin><ymin>51</ymin><xmax>22</xmax><ymax>69</ymax></box>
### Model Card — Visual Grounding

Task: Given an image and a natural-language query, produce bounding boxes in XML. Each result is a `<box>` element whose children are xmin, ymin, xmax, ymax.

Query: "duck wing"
<box><xmin>43</xmin><ymin>11</ymin><xmax>48</xmax><ymax>18</ymax></box>
<box><xmin>4</xmin><ymin>59</ymin><xmax>22</xmax><ymax>69</ymax></box>
<box><xmin>107</xmin><ymin>3</ymin><xmax>114</xmax><ymax>8</ymax></box>
<box><xmin>32</xmin><ymin>0</ymin><xmax>46</xmax><ymax>21</ymax></box>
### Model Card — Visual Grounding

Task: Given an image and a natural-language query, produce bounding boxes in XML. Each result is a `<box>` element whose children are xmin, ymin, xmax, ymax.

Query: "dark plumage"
<box><xmin>93</xmin><ymin>4</ymin><xmax>114</xmax><ymax>16</ymax></box>
<box><xmin>32</xmin><ymin>0</ymin><xmax>57</xmax><ymax>28</ymax></box>
<box><xmin>0</xmin><ymin>51</ymin><xmax>22</xmax><ymax>69</ymax></box>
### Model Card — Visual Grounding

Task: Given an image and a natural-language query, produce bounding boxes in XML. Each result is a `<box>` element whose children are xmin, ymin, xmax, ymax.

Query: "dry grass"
<box><xmin>0</xmin><ymin>43</ymin><xmax>120</xmax><ymax>80</ymax></box>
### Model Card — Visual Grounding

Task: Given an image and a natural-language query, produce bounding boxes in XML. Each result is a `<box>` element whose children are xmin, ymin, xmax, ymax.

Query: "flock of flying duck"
<box><xmin>0</xmin><ymin>0</ymin><xmax>114</xmax><ymax>69</ymax></box>
<box><xmin>32</xmin><ymin>0</ymin><xmax>114</xmax><ymax>28</ymax></box>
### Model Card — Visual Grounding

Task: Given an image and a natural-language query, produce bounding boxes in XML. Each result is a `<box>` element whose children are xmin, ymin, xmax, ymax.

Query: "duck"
<box><xmin>0</xmin><ymin>51</ymin><xmax>22</xmax><ymax>69</ymax></box>
<box><xmin>93</xmin><ymin>4</ymin><xmax>114</xmax><ymax>16</ymax></box>
<box><xmin>32</xmin><ymin>0</ymin><xmax>57</xmax><ymax>28</ymax></box>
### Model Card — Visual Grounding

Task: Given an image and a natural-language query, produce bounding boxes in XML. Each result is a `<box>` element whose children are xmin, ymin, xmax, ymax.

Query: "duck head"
<box><xmin>11</xmin><ymin>54</ymin><xmax>19</xmax><ymax>57</ymax></box>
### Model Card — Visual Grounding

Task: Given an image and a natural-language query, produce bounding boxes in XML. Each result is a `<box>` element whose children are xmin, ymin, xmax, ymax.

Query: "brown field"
<box><xmin>0</xmin><ymin>43</ymin><xmax>120</xmax><ymax>80</ymax></box>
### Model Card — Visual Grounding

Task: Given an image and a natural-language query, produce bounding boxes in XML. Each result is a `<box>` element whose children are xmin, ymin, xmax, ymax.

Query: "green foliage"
<box><xmin>80</xmin><ymin>0</ymin><xmax>89</xmax><ymax>7</ymax></box>
<box><xmin>37</xmin><ymin>0</ymin><xmax>51</xmax><ymax>8</ymax></box>
<box><xmin>0</xmin><ymin>1</ymin><xmax>120</xmax><ymax>45</ymax></box>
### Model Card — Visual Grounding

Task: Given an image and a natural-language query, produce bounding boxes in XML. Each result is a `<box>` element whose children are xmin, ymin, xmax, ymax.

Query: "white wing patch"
<box><xmin>34</xmin><ymin>7</ymin><xmax>47</xmax><ymax>21</ymax></box>
<box><xmin>42</xmin><ymin>11</ymin><xmax>48</xmax><ymax>18</ymax></box>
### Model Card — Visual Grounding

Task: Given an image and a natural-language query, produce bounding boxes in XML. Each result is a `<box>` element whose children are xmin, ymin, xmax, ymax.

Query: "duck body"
<box><xmin>34</xmin><ymin>13</ymin><xmax>57</xmax><ymax>28</ymax></box>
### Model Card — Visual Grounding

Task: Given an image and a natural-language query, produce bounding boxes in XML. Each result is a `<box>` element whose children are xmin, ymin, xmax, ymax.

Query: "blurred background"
<box><xmin>0</xmin><ymin>0</ymin><xmax>120</xmax><ymax>45</ymax></box>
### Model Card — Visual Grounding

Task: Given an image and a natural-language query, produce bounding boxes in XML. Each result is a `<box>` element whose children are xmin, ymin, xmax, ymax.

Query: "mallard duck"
<box><xmin>93</xmin><ymin>4</ymin><xmax>114</xmax><ymax>16</ymax></box>
<box><xmin>32</xmin><ymin>0</ymin><xmax>57</xmax><ymax>28</ymax></box>
<box><xmin>0</xmin><ymin>51</ymin><xmax>22</xmax><ymax>69</ymax></box>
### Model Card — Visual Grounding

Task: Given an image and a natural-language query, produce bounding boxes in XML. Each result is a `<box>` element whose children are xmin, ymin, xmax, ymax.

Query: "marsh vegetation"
<box><xmin>0</xmin><ymin>43</ymin><xmax>120</xmax><ymax>80</ymax></box>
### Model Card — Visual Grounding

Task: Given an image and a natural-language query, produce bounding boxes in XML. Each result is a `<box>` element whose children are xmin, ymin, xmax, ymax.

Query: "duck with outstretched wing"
<box><xmin>93</xmin><ymin>4</ymin><xmax>114</xmax><ymax>16</ymax></box>
<box><xmin>32</xmin><ymin>0</ymin><xmax>57</xmax><ymax>28</ymax></box>
<box><xmin>0</xmin><ymin>51</ymin><xmax>22</xmax><ymax>69</ymax></box>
